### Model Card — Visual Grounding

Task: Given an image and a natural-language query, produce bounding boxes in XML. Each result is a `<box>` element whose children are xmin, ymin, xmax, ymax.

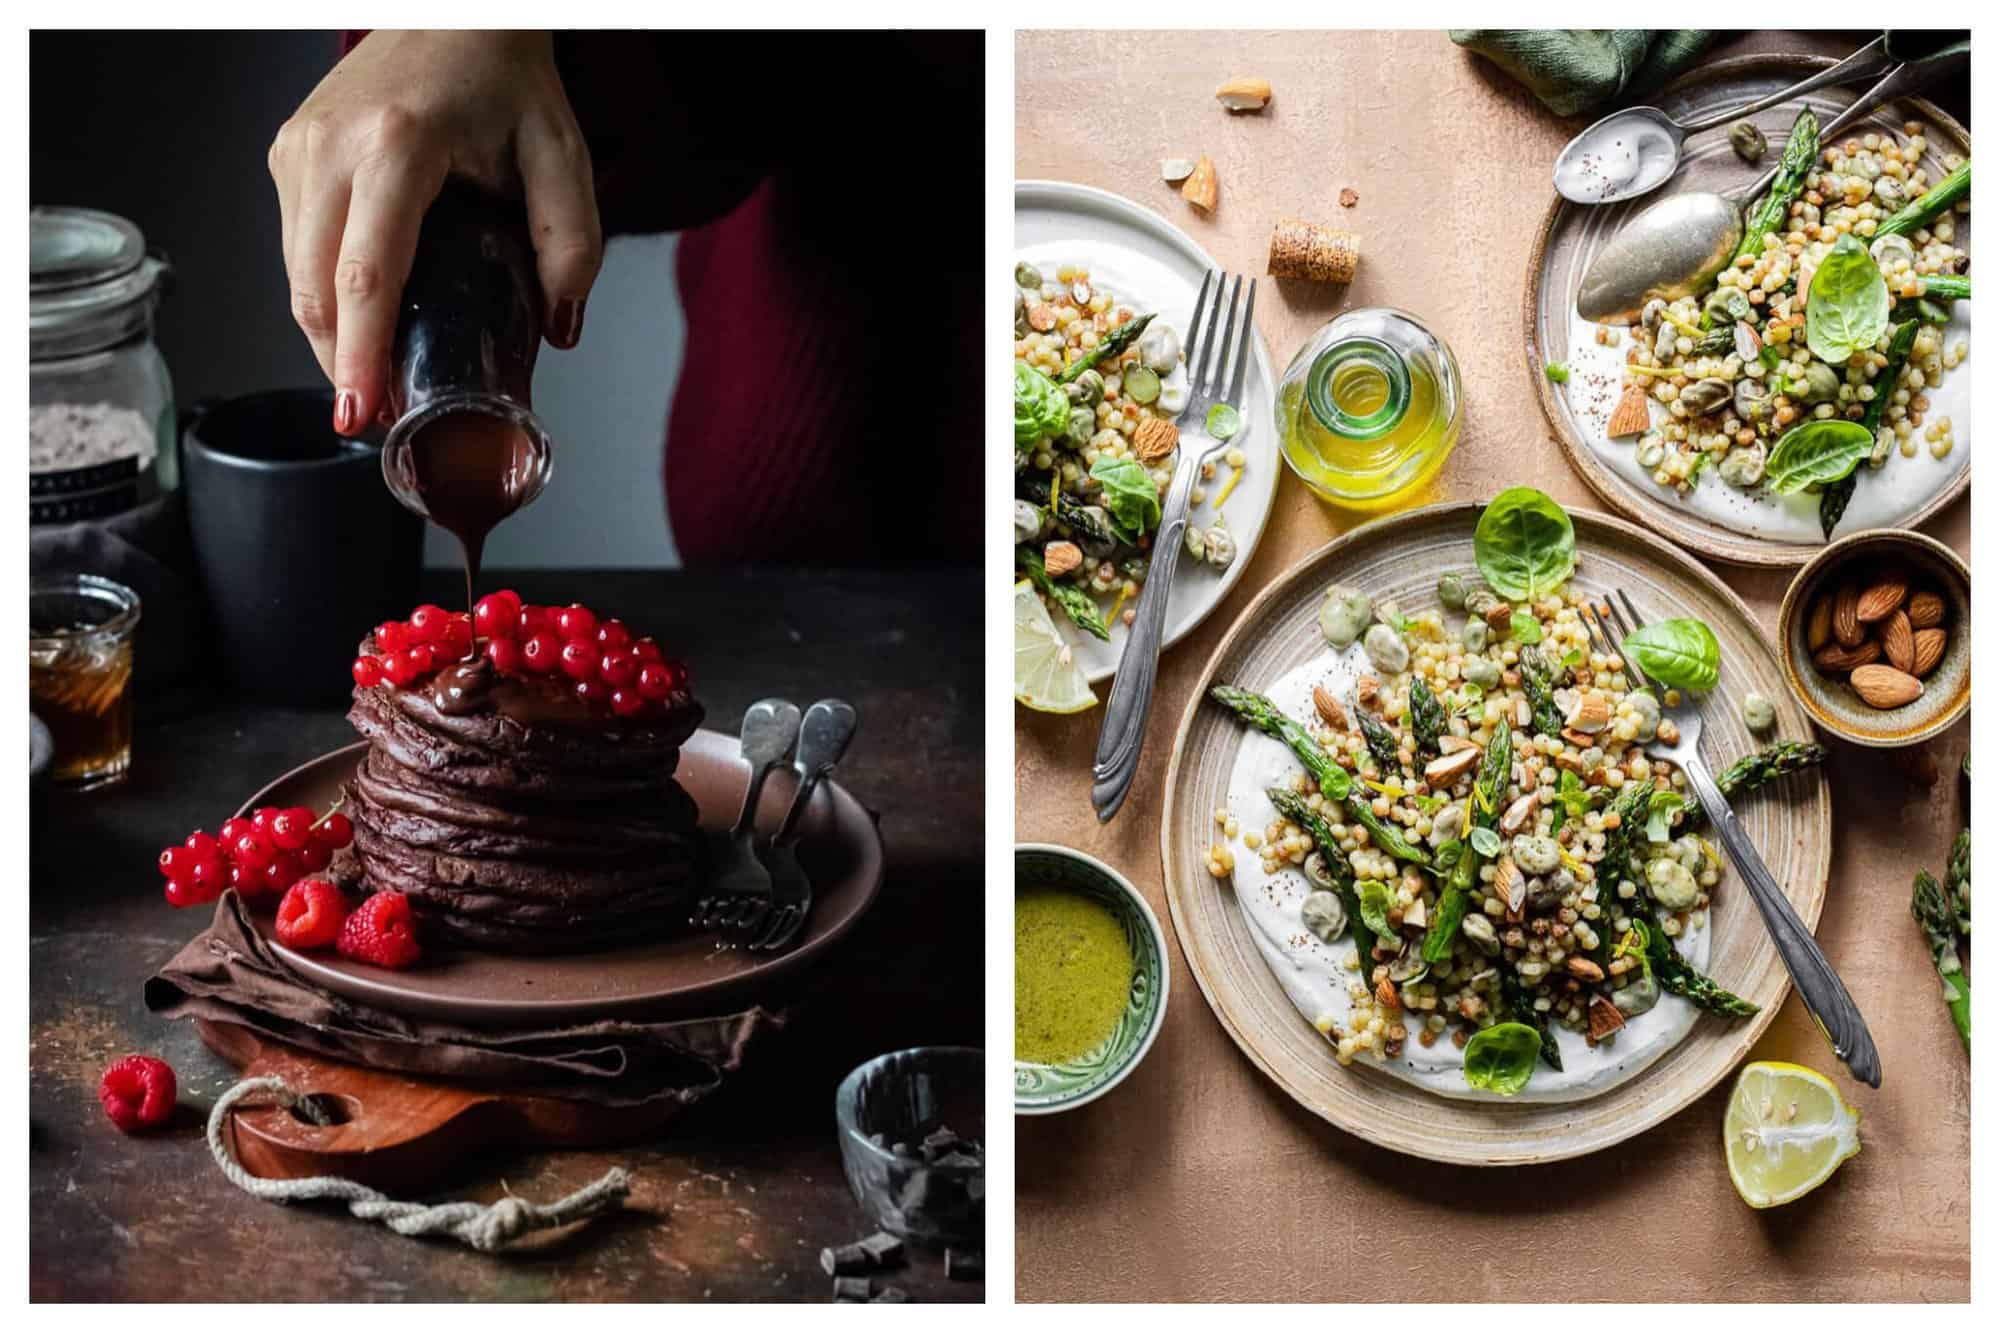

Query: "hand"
<box><xmin>268</xmin><ymin>31</ymin><xmax>603</xmax><ymax>434</ymax></box>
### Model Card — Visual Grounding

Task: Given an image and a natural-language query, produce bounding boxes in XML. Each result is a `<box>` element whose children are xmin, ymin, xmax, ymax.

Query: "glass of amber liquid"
<box><xmin>29</xmin><ymin>574</ymin><xmax>140</xmax><ymax>789</ymax></box>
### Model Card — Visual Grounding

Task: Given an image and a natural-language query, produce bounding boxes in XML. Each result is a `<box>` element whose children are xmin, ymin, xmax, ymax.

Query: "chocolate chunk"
<box><xmin>832</xmin><ymin>1276</ymin><xmax>872</xmax><ymax>1302</ymax></box>
<box><xmin>820</xmin><ymin>1243</ymin><xmax>869</xmax><ymax>1276</ymax></box>
<box><xmin>945</xmin><ymin>1249</ymin><xmax>983</xmax><ymax>1281</ymax></box>
<box><xmin>870</xmin><ymin>1287</ymin><xmax>909</xmax><ymax>1304</ymax></box>
<box><xmin>933</xmin><ymin>1150</ymin><xmax>982</xmax><ymax>1169</ymax></box>
<box><xmin>858</xmin><ymin>1231</ymin><xmax>905</xmax><ymax>1266</ymax></box>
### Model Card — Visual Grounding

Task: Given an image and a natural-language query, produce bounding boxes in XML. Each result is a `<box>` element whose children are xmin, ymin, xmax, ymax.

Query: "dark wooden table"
<box><xmin>30</xmin><ymin>568</ymin><xmax>986</xmax><ymax>1302</ymax></box>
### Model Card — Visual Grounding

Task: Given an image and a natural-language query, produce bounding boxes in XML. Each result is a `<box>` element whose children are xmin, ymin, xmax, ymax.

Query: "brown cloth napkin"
<box><xmin>145</xmin><ymin>894</ymin><xmax>787</xmax><ymax>1107</ymax></box>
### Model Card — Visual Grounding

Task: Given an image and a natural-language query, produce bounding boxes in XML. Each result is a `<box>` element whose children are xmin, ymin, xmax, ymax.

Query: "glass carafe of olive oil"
<box><xmin>1275</xmin><ymin>307</ymin><xmax>1462</xmax><ymax>511</ymax></box>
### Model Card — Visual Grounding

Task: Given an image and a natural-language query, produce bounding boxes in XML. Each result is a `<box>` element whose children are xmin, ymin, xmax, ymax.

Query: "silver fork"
<box><xmin>1588</xmin><ymin>591</ymin><xmax>1881</xmax><ymax>1088</ymax></box>
<box><xmin>749</xmin><ymin>699</ymin><xmax>857</xmax><ymax>952</ymax></box>
<box><xmin>690</xmin><ymin>698</ymin><xmax>801</xmax><ymax>938</ymax></box>
<box><xmin>1091</xmin><ymin>270</ymin><xmax>1257</xmax><ymax>822</ymax></box>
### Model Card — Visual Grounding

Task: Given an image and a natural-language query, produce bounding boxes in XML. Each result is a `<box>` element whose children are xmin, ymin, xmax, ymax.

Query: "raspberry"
<box><xmin>274</xmin><ymin>878</ymin><xmax>348</xmax><ymax>950</ymax></box>
<box><xmin>99</xmin><ymin>1054</ymin><xmax>177</xmax><ymax>1133</ymax></box>
<box><xmin>337</xmin><ymin>891</ymin><xmax>422</xmax><ymax>969</ymax></box>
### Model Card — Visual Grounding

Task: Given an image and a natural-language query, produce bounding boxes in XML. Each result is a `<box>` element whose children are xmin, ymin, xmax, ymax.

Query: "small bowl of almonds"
<box><xmin>1777</xmin><ymin>528</ymin><xmax>1969</xmax><ymax>748</ymax></box>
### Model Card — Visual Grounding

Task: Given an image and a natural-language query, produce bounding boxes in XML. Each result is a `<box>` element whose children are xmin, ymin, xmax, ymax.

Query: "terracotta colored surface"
<box><xmin>1016</xmin><ymin>29</ymin><xmax>1968</xmax><ymax>1304</ymax></box>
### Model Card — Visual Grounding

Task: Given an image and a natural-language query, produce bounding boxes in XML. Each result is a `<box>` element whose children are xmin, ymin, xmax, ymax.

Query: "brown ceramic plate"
<box><xmin>1160</xmin><ymin>501</ymin><xmax>1831</xmax><ymax>1164</ymax></box>
<box><xmin>236</xmin><ymin>728</ymin><xmax>884</xmax><ymax>1026</ymax></box>
<box><xmin>1527</xmin><ymin>54</ymin><xmax>1971</xmax><ymax>568</ymax></box>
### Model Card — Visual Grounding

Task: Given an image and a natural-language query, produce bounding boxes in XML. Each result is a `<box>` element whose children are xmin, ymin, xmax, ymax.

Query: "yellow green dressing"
<box><xmin>1015</xmin><ymin>888</ymin><xmax>1132</xmax><ymax>1065</ymax></box>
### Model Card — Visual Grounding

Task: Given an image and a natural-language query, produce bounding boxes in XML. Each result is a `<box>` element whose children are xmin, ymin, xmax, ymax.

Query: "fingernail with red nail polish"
<box><xmin>552</xmin><ymin>299</ymin><xmax>584</xmax><ymax>349</ymax></box>
<box><xmin>333</xmin><ymin>390</ymin><xmax>358</xmax><ymax>435</ymax></box>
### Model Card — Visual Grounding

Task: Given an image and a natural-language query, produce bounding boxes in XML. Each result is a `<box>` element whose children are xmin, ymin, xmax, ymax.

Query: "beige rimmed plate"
<box><xmin>1527</xmin><ymin>54</ymin><xmax>1971</xmax><ymax>568</ymax></box>
<box><xmin>1159</xmin><ymin>501</ymin><xmax>1832</xmax><ymax>1164</ymax></box>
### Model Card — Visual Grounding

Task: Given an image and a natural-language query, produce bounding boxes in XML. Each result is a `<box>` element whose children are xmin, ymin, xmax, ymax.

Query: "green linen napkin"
<box><xmin>1450</xmin><ymin>30</ymin><xmax>1717</xmax><ymax>117</ymax></box>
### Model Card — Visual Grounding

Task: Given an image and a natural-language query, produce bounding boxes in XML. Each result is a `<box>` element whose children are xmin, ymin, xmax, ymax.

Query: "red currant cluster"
<box><xmin>351</xmin><ymin>592</ymin><xmax>690</xmax><ymax>720</ymax></box>
<box><xmin>156</xmin><ymin>804</ymin><xmax>354</xmax><ymax>908</ymax></box>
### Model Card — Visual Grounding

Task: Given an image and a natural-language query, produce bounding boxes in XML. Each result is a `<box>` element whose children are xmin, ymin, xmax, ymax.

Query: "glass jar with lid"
<box><xmin>30</xmin><ymin>206</ymin><xmax>175</xmax><ymax>524</ymax></box>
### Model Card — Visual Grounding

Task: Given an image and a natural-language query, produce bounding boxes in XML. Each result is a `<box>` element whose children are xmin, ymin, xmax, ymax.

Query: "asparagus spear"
<box><xmin>1874</xmin><ymin>160</ymin><xmax>1969</xmax><ymax>241</ymax></box>
<box><xmin>1423</xmin><ymin>720</ymin><xmax>1512</xmax><ymax>964</ymax></box>
<box><xmin>1733</xmin><ymin>108</ymin><xmax>1819</xmax><ymax>263</ymax></box>
<box><xmin>1055</xmin><ymin>313</ymin><xmax>1155</xmax><ymax>385</ymax></box>
<box><xmin>1267</xmin><ymin>787</ymin><xmax>1379</xmax><ymax>966</ymax></box>
<box><xmin>1357</xmin><ymin>711</ymin><xmax>1402</xmax><ymax>774</ymax></box>
<box><xmin>1344</xmin><ymin>792</ymin><xmax>1432</xmax><ymax>868</ymax></box>
<box><xmin>1821</xmin><ymin>318</ymin><xmax>1919</xmax><ymax>539</ymax></box>
<box><xmin>1680</xmin><ymin>740</ymin><xmax>1829</xmax><ymax>831</ymax></box>
<box><xmin>1912</xmin><ymin>867</ymin><xmax>1970</xmax><ymax>1050</ymax></box>
<box><xmin>1208</xmin><ymin>685</ymin><xmax>1352</xmax><ymax>802</ymax></box>
<box><xmin>1947</xmin><ymin>828</ymin><xmax>1970</xmax><ymax>934</ymax></box>
<box><xmin>1916</xmin><ymin>274</ymin><xmax>1970</xmax><ymax>302</ymax></box>
<box><xmin>1518</xmin><ymin>645</ymin><xmax>1565</xmax><ymax>737</ymax></box>
<box><xmin>1408</xmin><ymin>677</ymin><xmax>1446</xmax><ymax>758</ymax></box>
<box><xmin>1017</xmin><ymin>550</ymin><xmax>1110</xmax><ymax>641</ymax></box>
<box><xmin>1500</xmin><ymin>960</ymin><xmax>1562</xmax><ymax>1073</ymax></box>
<box><xmin>1649</xmin><ymin>927</ymin><xmax>1760</xmax><ymax>1017</ymax></box>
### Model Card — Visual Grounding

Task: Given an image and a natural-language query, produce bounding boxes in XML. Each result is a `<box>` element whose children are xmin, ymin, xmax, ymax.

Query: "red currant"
<box><xmin>158</xmin><ymin>846</ymin><xmax>194</xmax><ymax>881</ymax></box>
<box><xmin>381</xmin><ymin>650</ymin><xmax>420</xmax><ymax>687</ymax></box>
<box><xmin>296</xmin><ymin>841</ymin><xmax>332</xmax><ymax>874</ymax></box>
<box><xmin>401</xmin><ymin>644</ymin><xmax>438</xmax><ymax>679</ymax></box>
<box><xmin>312</xmin><ymin>812</ymin><xmax>354</xmax><ymax>851</ymax></box>
<box><xmin>518</xmin><ymin>605</ymin><xmax>553</xmax><ymax>638</ymax></box>
<box><xmin>631</xmin><ymin>637</ymin><xmax>664</xmax><ymax>663</ymax></box>
<box><xmin>609</xmin><ymin>687</ymin><xmax>646</xmax><ymax>718</ymax></box>
<box><xmin>407</xmin><ymin>604</ymin><xmax>451</xmax><ymax>643</ymax></box>
<box><xmin>474</xmin><ymin>590</ymin><xmax>523</xmax><ymax>639</ymax></box>
<box><xmin>520</xmin><ymin>631</ymin><xmax>563</xmax><ymax>674</ymax></box>
<box><xmin>228</xmin><ymin>861</ymin><xmax>256</xmax><ymax>892</ymax></box>
<box><xmin>183</xmin><ymin>830</ymin><xmax>221</xmax><ymax>861</ymax></box>
<box><xmin>485</xmin><ymin>637</ymin><xmax>525</xmax><ymax>674</ymax></box>
<box><xmin>598</xmin><ymin>650</ymin><xmax>639</xmax><ymax>688</ymax></box>
<box><xmin>352</xmin><ymin>656</ymin><xmax>384</xmax><ymax>687</ymax></box>
<box><xmin>218</xmin><ymin>817</ymin><xmax>255</xmax><ymax>847</ymax></box>
<box><xmin>189</xmin><ymin>855</ymin><xmax>228</xmax><ymax>902</ymax></box>
<box><xmin>574</xmin><ymin>678</ymin><xmax>608</xmax><ymax>708</ymax></box>
<box><xmin>259</xmin><ymin>852</ymin><xmax>301</xmax><ymax>896</ymax></box>
<box><xmin>558</xmin><ymin>639</ymin><xmax>598</xmax><ymax>680</ymax></box>
<box><xmin>163</xmin><ymin>878</ymin><xmax>200</xmax><ymax>909</ymax></box>
<box><xmin>232</xmin><ymin>832</ymin><xmax>275</xmax><ymax>873</ymax></box>
<box><xmin>270</xmin><ymin>807</ymin><xmax>314</xmax><ymax>851</ymax></box>
<box><xmin>636</xmin><ymin>661</ymin><xmax>675</xmax><ymax>700</ymax></box>
<box><xmin>251</xmin><ymin>807</ymin><xmax>279</xmax><ymax>835</ymax></box>
<box><xmin>374</xmin><ymin>620</ymin><xmax>412</xmax><ymax>653</ymax></box>
<box><xmin>555</xmin><ymin>603</ymin><xmax>599</xmax><ymax>642</ymax></box>
<box><xmin>595</xmin><ymin>619</ymin><xmax>631</xmax><ymax>652</ymax></box>
<box><xmin>439</xmin><ymin>614</ymin><xmax>474</xmax><ymax>657</ymax></box>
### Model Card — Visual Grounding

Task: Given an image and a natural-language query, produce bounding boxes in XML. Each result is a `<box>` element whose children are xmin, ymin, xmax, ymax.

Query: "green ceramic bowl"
<box><xmin>1014</xmin><ymin>843</ymin><xmax>1168</xmax><ymax>1115</ymax></box>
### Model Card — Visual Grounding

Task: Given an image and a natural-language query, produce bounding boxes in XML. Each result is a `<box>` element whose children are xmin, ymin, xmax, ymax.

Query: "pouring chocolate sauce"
<box><xmin>380</xmin><ymin>181</ymin><xmax>555</xmax><ymax>623</ymax></box>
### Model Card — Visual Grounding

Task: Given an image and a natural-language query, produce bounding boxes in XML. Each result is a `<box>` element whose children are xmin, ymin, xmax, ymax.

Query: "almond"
<box><xmin>1042</xmin><ymin>540</ymin><xmax>1082</xmax><ymax>578</ymax></box>
<box><xmin>1423</xmin><ymin>746</ymin><xmax>1481</xmax><ymax>787</ymax></box>
<box><xmin>1562</xmin><ymin>691</ymin><xmax>1612</xmax><ymax>734</ymax></box>
<box><xmin>1356</xmin><ymin>675</ymin><xmax>1381</xmax><ymax>711</ymax></box>
<box><xmin>1606</xmin><ymin>383</ymin><xmax>1653</xmax><ymax>438</ymax></box>
<box><xmin>1855</xmin><ymin>577</ymin><xmax>1907</xmax><ymax>624</ymax></box>
<box><xmin>1027</xmin><ymin>303</ymin><xmax>1058</xmax><ymax>332</ymax></box>
<box><xmin>1814</xmin><ymin>639</ymin><xmax>1881</xmax><ymax>672</ymax></box>
<box><xmin>1181</xmin><ymin>154</ymin><xmax>1218</xmax><ymax>211</ymax></box>
<box><xmin>1374</xmin><ymin>975</ymin><xmax>1401</xmax><ymax>1010</ymax></box>
<box><xmin>1492</xmin><ymin>856</ymin><xmax>1526</xmax><ymax>921</ymax></box>
<box><xmin>1833</xmin><ymin>583</ymin><xmax>1863</xmax><ymax>646</ymax></box>
<box><xmin>1131</xmin><ymin>415</ymin><xmax>1180</xmax><ymax>463</ymax></box>
<box><xmin>1437</xmin><ymin>735</ymin><xmax>1477</xmax><ymax>755</ymax></box>
<box><xmin>1498</xmin><ymin>792</ymin><xmax>1539</xmax><ymax>836</ymax></box>
<box><xmin>1483</xmin><ymin>601</ymin><xmax>1515</xmax><ymax>632</ymax></box>
<box><xmin>1559</xmin><ymin>727</ymin><xmax>1598</xmax><ymax>749</ymax></box>
<box><xmin>1805</xmin><ymin>594</ymin><xmax>1833</xmax><ymax>651</ymax></box>
<box><xmin>1214</xmin><ymin>76</ymin><xmax>1272</xmax><ymax>111</ymax></box>
<box><xmin>1587</xmin><ymin>995</ymin><xmax>1627</xmax><ymax>1044</ymax></box>
<box><xmin>1311</xmin><ymin>684</ymin><xmax>1349</xmax><ymax>731</ymax></box>
<box><xmin>1851</xmin><ymin>663</ymin><xmax>1922</xmax><ymax>709</ymax></box>
<box><xmin>1907</xmin><ymin>590</ymin><xmax>1946</xmax><ymax>630</ymax></box>
<box><xmin>1402</xmin><ymin>897</ymin><xmax>1428</xmax><ymax>930</ymax></box>
<box><xmin>1913</xmin><ymin>627</ymin><xmax>1947</xmax><ymax>677</ymax></box>
<box><xmin>1881</xmin><ymin>609</ymin><xmax>1915</xmax><ymax>674</ymax></box>
<box><xmin>1566</xmin><ymin>955</ymin><xmax>1605</xmax><ymax>983</ymax></box>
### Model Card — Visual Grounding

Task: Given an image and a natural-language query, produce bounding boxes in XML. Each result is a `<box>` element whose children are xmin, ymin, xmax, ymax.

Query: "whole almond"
<box><xmin>1805</xmin><ymin>594</ymin><xmax>1833</xmax><ymax>651</ymax></box>
<box><xmin>1312</xmin><ymin>684</ymin><xmax>1349</xmax><ymax>731</ymax></box>
<box><xmin>1833</xmin><ymin>583</ymin><xmax>1863</xmax><ymax>646</ymax></box>
<box><xmin>1814</xmin><ymin>639</ymin><xmax>1881</xmax><ymax>672</ymax></box>
<box><xmin>1851</xmin><ymin>663</ymin><xmax>1922</xmax><ymax>709</ymax></box>
<box><xmin>1042</xmin><ymin>540</ymin><xmax>1082</xmax><ymax>577</ymax></box>
<box><xmin>1881</xmin><ymin>609</ymin><xmax>1915</xmax><ymax>674</ymax></box>
<box><xmin>1913</xmin><ymin>627</ymin><xmax>1947</xmax><ymax>677</ymax></box>
<box><xmin>1907</xmin><ymin>590</ymin><xmax>1946</xmax><ymax>630</ymax></box>
<box><xmin>1855</xmin><ymin>577</ymin><xmax>1907</xmax><ymax>624</ymax></box>
<box><xmin>1606</xmin><ymin>383</ymin><xmax>1652</xmax><ymax>438</ymax></box>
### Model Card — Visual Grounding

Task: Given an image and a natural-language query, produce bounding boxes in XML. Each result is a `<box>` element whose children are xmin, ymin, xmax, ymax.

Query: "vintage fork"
<box><xmin>1091</xmin><ymin>270</ymin><xmax>1257</xmax><ymax>822</ymax></box>
<box><xmin>749</xmin><ymin>698</ymin><xmax>858</xmax><ymax>952</ymax></box>
<box><xmin>1586</xmin><ymin>591</ymin><xmax>1881</xmax><ymax>1087</ymax></box>
<box><xmin>690</xmin><ymin>698</ymin><xmax>801</xmax><ymax>938</ymax></box>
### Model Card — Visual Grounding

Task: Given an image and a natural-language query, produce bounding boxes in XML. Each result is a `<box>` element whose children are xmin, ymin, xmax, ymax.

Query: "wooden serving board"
<box><xmin>199</xmin><ymin>1020</ymin><xmax>676</xmax><ymax>1192</ymax></box>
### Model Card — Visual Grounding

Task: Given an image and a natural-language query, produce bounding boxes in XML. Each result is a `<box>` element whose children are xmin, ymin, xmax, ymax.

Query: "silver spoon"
<box><xmin>1576</xmin><ymin>40</ymin><xmax>1968</xmax><ymax>325</ymax></box>
<box><xmin>1552</xmin><ymin>37</ymin><xmax>1895</xmax><ymax>206</ymax></box>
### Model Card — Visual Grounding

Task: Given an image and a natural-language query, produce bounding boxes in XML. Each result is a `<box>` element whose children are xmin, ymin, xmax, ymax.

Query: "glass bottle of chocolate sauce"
<box><xmin>379</xmin><ymin>181</ymin><xmax>554</xmax><ymax>623</ymax></box>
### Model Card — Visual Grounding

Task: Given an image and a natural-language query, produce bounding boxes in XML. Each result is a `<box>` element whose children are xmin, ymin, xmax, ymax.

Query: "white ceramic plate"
<box><xmin>1015</xmin><ymin>180</ymin><xmax>1280</xmax><ymax>683</ymax></box>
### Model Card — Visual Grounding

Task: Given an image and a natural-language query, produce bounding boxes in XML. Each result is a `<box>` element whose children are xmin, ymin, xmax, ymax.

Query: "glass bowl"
<box><xmin>834</xmin><ymin>1045</ymin><xmax>984</xmax><ymax>1245</ymax></box>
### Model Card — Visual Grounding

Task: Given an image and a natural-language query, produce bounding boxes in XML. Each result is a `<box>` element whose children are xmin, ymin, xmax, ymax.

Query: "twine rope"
<box><xmin>206</xmin><ymin>1075</ymin><xmax>632</xmax><ymax>1252</ymax></box>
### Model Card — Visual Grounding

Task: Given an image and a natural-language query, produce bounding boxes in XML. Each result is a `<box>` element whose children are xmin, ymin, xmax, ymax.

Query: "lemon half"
<box><xmin>1723</xmin><ymin>1060</ymin><xmax>1861</xmax><ymax>1208</ymax></box>
<box><xmin>1014</xmin><ymin>581</ymin><xmax>1097</xmax><ymax>714</ymax></box>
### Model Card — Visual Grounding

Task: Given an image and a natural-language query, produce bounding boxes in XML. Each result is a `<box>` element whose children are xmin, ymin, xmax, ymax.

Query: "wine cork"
<box><xmin>1267</xmin><ymin>217</ymin><xmax>1360</xmax><ymax>284</ymax></box>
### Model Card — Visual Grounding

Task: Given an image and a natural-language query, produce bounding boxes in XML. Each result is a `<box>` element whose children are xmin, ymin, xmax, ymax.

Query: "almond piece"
<box><xmin>1374</xmin><ymin>975</ymin><xmax>1401</xmax><ymax>1010</ymax></box>
<box><xmin>1437</xmin><ymin>734</ymin><xmax>1478</xmax><ymax>755</ymax></box>
<box><xmin>1814</xmin><ymin>639</ymin><xmax>1881</xmax><ymax>672</ymax></box>
<box><xmin>1855</xmin><ymin>577</ymin><xmax>1907</xmax><ymax>624</ymax></box>
<box><xmin>1130</xmin><ymin>416</ymin><xmax>1180</xmax><ymax>463</ymax></box>
<box><xmin>1881</xmin><ymin>609</ymin><xmax>1915</xmax><ymax>674</ymax></box>
<box><xmin>1833</xmin><ymin>583</ymin><xmax>1863</xmax><ymax>647</ymax></box>
<box><xmin>1356</xmin><ymin>676</ymin><xmax>1381</xmax><ymax>711</ymax></box>
<box><xmin>1214</xmin><ymin>76</ymin><xmax>1272</xmax><ymax>111</ymax></box>
<box><xmin>1586</xmin><ymin>995</ymin><xmax>1627</xmax><ymax>1044</ymax></box>
<box><xmin>1566</xmin><ymin>955</ymin><xmax>1605</xmax><ymax>983</ymax></box>
<box><xmin>1851</xmin><ymin>663</ymin><xmax>1922</xmax><ymax>709</ymax></box>
<box><xmin>1160</xmin><ymin>156</ymin><xmax>1197</xmax><ymax>183</ymax></box>
<box><xmin>1606</xmin><ymin>383</ymin><xmax>1653</xmax><ymax>438</ymax></box>
<box><xmin>1805</xmin><ymin>594</ymin><xmax>1834</xmax><ymax>651</ymax></box>
<box><xmin>1498</xmin><ymin>792</ymin><xmax>1539</xmax><ymax>836</ymax></box>
<box><xmin>1493</xmin><ymin>856</ymin><xmax>1526</xmax><ymax>921</ymax></box>
<box><xmin>1907</xmin><ymin>590</ymin><xmax>1946</xmax><ymax>630</ymax></box>
<box><xmin>1402</xmin><ymin>897</ymin><xmax>1428</xmax><ymax>930</ymax></box>
<box><xmin>1311</xmin><ymin>684</ymin><xmax>1349</xmax><ymax>731</ymax></box>
<box><xmin>1913</xmin><ymin>628</ymin><xmax>1947</xmax><ymax>677</ymax></box>
<box><xmin>1042</xmin><ymin>540</ymin><xmax>1082</xmax><ymax>577</ymax></box>
<box><xmin>1483</xmin><ymin>601</ymin><xmax>1515</xmax><ymax>633</ymax></box>
<box><xmin>1423</xmin><ymin>746</ymin><xmax>1481</xmax><ymax>787</ymax></box>
<box><xmin>1181</xmin><ymin>155</ymin><xmax>1218</xmax><ymax>211</ymax></box>
<box><xmin>1562</xmin><ymin>691</ymin><xmax>1612</xmax><ymax>734</ymax></box>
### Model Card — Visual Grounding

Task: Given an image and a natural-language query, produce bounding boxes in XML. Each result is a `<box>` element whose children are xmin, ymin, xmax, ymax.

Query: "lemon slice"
<box><xmin>1723</xmin><ymin>1061</ymin><xmax>1861</xmax><ymax>1208</ymax></box>
<box><xmin>1014</xmin><ymin>580</ymin><xmax>1097</xmax><ymax>714</ymax></box>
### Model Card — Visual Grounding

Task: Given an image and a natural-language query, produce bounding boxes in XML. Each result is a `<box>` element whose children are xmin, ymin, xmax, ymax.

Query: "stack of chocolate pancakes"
<box><xmin>334</xmin><ymin>640</ymin><xmax>705</xmax><ymax>953</ymax></box>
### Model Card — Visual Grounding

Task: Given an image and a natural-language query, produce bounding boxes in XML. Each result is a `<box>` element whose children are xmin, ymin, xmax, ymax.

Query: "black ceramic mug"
<box><xmin>182</xmin><ymin>389</ymin><xmax>423</xmax><ymax>702</ymax></box>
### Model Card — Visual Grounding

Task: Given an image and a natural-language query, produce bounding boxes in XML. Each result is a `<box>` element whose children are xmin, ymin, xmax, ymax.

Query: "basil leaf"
<box><xmin>1469</xmin><ymin>826</ymin><xmax>1502</xmax><ymax>858</ymax></box>
<box><xmin>1510</xmin><ymin>610</ymin><xmax>1543</xmax><ymax>644</ymax></box>
<box><xmin>1014</xmin><ymin>363</ymin><xmax>1069</xmax><ymax>445</ymax></box>
<box><xmin>1474</xmin><ymin>487</ymin><xmax>1576</xmax><ymax>602</ymax></box>
<box><xmin>1463</xmin><ymin>1022</ymin><xmax>1541</xmax><ymax>1095</ymax></box>
<box><xmin>1620</xmin><ymin>617</ymin><xmax>1721</xmax><ymax>692</ymax></box>
<box><xmin>1765</xmin><ymin>419</ymin><xmax>1874</xmax><ymax>495</ymax></box>
<box><xmin>1434</xmin><ymin>839</ymin><xmax>1463</xmax><ymax>870</ymax></box>
<box><xmin>1645</xmin><ymin>790</ymin><xmax>1686</xmax><ymax>843</ymax></box>
<box><xmin>1806</xmin><ymin>233</ymin><xmax>1891</xmax><ymax>367</ymax></box>
<box><xmin>1356</xmin><ymin>881</ymin><xmax>1395</xmax><ymax>938</ymax></box>
<box><xmin>1562</xmin><ymin>647</ymin><xmax>1585</xmax><ymax>667</ymax></box>
<box><xmin>1087</xmin><ymin>457</ymin><xmax>1162</xmax><ymax>542</ymax></box>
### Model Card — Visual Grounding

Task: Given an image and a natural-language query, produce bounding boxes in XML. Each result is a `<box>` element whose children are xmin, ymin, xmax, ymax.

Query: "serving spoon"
<box><xmin>1576</xmin><ymin>36</ymin><xmax>1968</xmax><ymax>326</ymax></box>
